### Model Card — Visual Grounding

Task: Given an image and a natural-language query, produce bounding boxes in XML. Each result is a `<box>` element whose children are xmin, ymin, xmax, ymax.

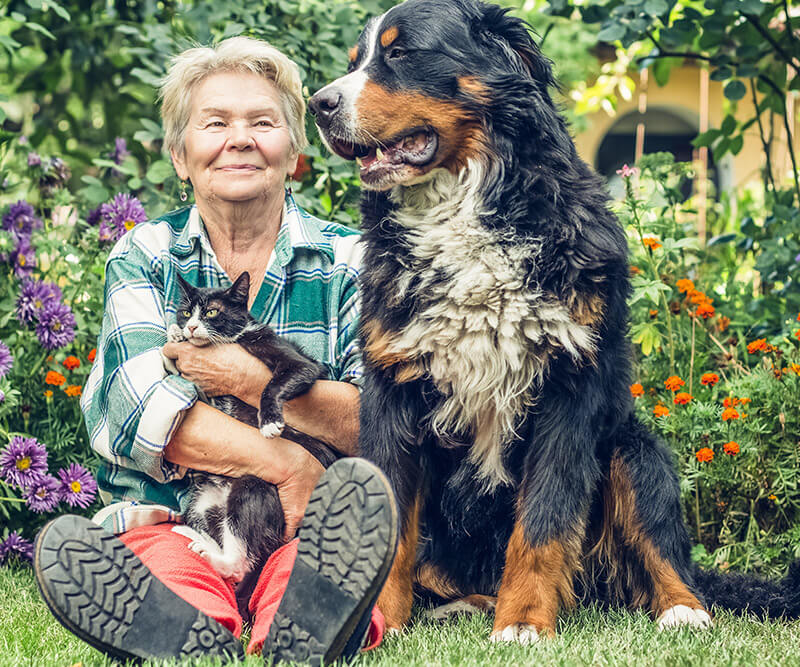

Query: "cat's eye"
<box><xmin>205</xmin><ymin>309</ymin><xmax>219</xmax><ymax>318</ymax></box>
<box><xmin>181</xmin><ymin>310</ymin><xmax>191</xmax><ymax>317</ymax></box>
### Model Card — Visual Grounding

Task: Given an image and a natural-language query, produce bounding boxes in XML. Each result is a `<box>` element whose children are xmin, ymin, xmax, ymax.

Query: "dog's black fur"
<box><xmin>311</xmin><ymin>0</ymin><xmax>800</xmax><ymax>636</ymax></box>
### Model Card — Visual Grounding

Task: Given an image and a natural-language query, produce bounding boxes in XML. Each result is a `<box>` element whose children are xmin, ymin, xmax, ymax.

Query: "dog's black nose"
<box><xmin>309</xmin><ymin>89</ymin><xmax>342</xmax><ymax>129</ymax></box>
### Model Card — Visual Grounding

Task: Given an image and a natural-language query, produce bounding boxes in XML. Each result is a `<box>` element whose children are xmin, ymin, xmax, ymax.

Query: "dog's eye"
<box><xmin>205</xmin><ymin>309</ymin><xmax>219</xmax><ymax>318</ymax></box>
<box><xmin>386</xmin><ymin>47</ymin><xmax>407</xmax><ymax>60</ymax></box>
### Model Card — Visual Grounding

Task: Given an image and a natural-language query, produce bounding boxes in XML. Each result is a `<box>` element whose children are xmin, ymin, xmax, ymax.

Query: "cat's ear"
<box><xmin>175</xmin><ymin>273</ymin><xmax>196</xmax><ymax>298</ymax></box>
<box><xmin>229</xmin><ymin>272</ymin><xmax>250</xmax><ymax>304</ymax></box>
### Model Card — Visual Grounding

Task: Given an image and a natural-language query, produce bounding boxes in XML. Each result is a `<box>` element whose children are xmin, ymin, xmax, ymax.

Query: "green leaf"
<box><xmin>710</xmin><ymin>66</ymin><xmax>733</xmax><ymax>81</ymax></box>
<box><xmin>724</xmin><ymin>79</ymin><xmax>746</xmax><ymax>100</ymax></box>
<box><xmin>23</xmin><ymin>21</ymin><xmax>56</xmax><ymax>40</ymax></box>
<box><xmin>597</xmin><ymin>21</ymin><xmax>626</xmax><ymax>42</ymax></box>
<box><xmin>738</xmin><ymin>0</ymin><xmax>764</xmax><ymax>15</ymax></box>
<box><xmin>146</xmin><ymin>160</ymin><xmax>174</xmax><ymax>184</ymax></box>
<box><xmin>730</xmin><ymin>134</ymin><xmax>744</xmax><ymax>155</ymax></box>
<box><xmin>644</xmin><ymin>0</ymin><xmax>669</xmax><ymax>15</ymax></box>
<box><xmin>708</xmin><ymin>233</ymin><xmax>738</xmax><ymax>246</ymax></box>
<box><xmin>721</xmin><ymin>114</ymin><xmax>737</xmax><ymax>135</ymax></box>
<box><xmin>631</xmin><ymin>322</ymin><xmax>661</xmax><ymax>356</ymax></box>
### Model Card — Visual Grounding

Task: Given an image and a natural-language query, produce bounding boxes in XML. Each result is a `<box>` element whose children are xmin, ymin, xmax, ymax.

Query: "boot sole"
<box><xmin>34</xmin><ymin>514</ymin><xmax>245</xmax><ymax>662</ymax></box>
<box><xmin>264</xmin><ymin>457</ymin><xmax>399</xmax><ymax>665</ymax></box>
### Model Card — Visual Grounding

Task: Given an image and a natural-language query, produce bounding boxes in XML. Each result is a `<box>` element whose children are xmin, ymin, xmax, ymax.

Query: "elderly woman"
<box><xmin>33</xmin><ymin>37</ymin><xmax>395</xmax><ymax>664</ymax></box>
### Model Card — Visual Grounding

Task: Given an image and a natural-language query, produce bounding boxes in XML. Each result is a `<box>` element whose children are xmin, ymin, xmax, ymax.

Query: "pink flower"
<box><xmin>616</xmin><ymin>164</ymin><xmax>640</xmax><ymax>179</ymax></box>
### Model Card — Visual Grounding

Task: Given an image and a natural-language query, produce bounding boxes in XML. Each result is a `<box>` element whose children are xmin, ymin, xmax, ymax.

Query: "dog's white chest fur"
<box><xmin>386</xmin><ymin>165</ymin><xmax>595</xmax><ymax>486</ymax></box>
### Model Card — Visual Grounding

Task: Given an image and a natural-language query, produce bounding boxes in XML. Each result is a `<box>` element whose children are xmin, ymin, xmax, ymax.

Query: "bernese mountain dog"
<box><xmin>309</xmin><ymin>0</ymin><xmax>800</xmax><ymax>643</ymax></box>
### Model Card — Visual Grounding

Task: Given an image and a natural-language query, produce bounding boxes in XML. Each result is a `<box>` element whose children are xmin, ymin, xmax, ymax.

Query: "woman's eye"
<box><xmin>207</xmin><ymin>121</ymin><xmax>225</xmax><ymax>127</ymax></box>
<box><xmin>256</xmin><ymin>120</ymin><xmax>274</xmax><ymax>127</ymax></box>
<box><xmin>182</xmin><ymin>310</ymin><xmax>191</xmax><ymax>317</ymax></box>
<box><xmin>205</xmin><ymin>309</ymin><xmax>219</xmax><ymax>318</ymax></box>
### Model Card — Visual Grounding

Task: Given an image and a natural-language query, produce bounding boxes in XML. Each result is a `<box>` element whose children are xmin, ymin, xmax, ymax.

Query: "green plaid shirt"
<box><xmin>81</xmin><ymin>193</ymin><xmax>363</xmax><ymax>534</ymax></box>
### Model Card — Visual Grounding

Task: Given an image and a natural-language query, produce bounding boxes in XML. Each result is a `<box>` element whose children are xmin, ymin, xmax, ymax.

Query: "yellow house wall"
<box><xmin>573</xmin><ymin>66</ymin><xmax>799</xmax><ymax>192</ymax></box>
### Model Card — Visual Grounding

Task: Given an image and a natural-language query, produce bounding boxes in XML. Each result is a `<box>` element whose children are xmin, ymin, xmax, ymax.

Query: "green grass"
<box><xmin>2</xmin><ymin>563</ymin><xmax>800</xmax><ymax>667</ymax></box>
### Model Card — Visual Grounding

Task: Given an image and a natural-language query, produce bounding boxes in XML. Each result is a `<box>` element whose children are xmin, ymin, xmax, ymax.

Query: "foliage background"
<box><xmin>1</xmin><ymin>0</ymin><xmax>799</xmax><ymax>578</ymax></box>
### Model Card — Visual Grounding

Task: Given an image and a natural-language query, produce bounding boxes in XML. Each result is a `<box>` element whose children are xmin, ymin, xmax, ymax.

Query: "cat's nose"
<box><xmin>187</xmin><ymin>324</ymin><xmax>197</xmax><ymax>334</ymax></box>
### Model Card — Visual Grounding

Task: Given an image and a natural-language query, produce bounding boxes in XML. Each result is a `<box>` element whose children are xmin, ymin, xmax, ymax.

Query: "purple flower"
<box><xmin>2</xmin><ymin>200</ymin><xmax>41</xmax><ymax>237</ymax></box>
<box><xmin>40</xmin><ymin>157</ymin><xmax>71</xmax><ymax>196</ymax></box>
<box><xmin>100</xmin><ymin>193</ymin><xmax>147</xmax><ymax>241</ymax></box>
<box><xmin>0</xmin><ymin>341</ymin><xmax>12</xmax><ymax>378</ymax></box>
<box><xmin>0</xmin><ymin>436</ymin><xmax>48</xmax><ymax>487</ymax></box>
<box><xmin>111</xmin><ymin>137</ymin><xmax>130</xmax><ymax>166</ymax></box>
<box><xmin>11</xmin><ymin>236</ymin><xmax>36</xmax><ymax>278</ymax></box>
<box><xmin>0</xmin><ymin>390</ymin><xmax>5</xmax><ymax>404</ymax></box>
<box><xmin>0</xmin><ymin>531</ymin><xmax>34</xmax><ymax>565</ymax></box>
<box><xmin>57</xmin><ymin>463</ymin><xmax>97</xmax><ymax>508</ymax></box>
<box><xmin>16</xmin><ymin>280</ymin><xmax>63</xmax><ymax>325</ymax></box>
<box><xmin>23</xmin><ymin>474</ymin><xmax>61</xmax><ymax>513</ymax></box>
<box><xmin>36</xmin><ymin>300</ymin><xmax>76</xmax><ymax>350</ymax></box>
<box><xmin>27</xmin><ymin>152</ymin><xmax>42</xmax><ymax>167</ymax></box>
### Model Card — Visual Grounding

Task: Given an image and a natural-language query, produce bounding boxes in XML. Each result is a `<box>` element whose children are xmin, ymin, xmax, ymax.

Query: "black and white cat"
<box><xmin>164</xmin><ymin>272</ymin><xmax>338</xmax><ymax>587</ymax></box>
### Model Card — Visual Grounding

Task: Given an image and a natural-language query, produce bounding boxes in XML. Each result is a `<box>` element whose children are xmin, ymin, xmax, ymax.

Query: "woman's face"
<box><xmin>171</xmin><ymin>71</ymin><xmax>299</xmax><ymax>206</ymax></box>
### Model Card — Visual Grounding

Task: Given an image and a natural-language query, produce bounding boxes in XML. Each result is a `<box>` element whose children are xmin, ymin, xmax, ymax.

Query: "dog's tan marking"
<box><xmin>594</xmin><ymin>457</ymin><xmax>707</xmax><ymax>617</ymax></box>
<box><xmin>380</xmin><ymin>26</ymin><xmax>399</xmax><ymax>47</ymax></box>
<box><xmin>394</xmin><ymin>362</ymin><xmax>426</xmax><ymax>383</ymax></box>
<box><xmin>356</xmin><ymin>82</ymin><xmax>490</xmax><ymax>173</ymax></box>
<box><xmin>493</xmin><ymin>521</ymin><xmax>581</xmax><ymax>637</ymax></box>
<box><xmin>569</xmin><ymin>291</ymin><xmax>605</xmax><ymax>328</ymax></box>
<box><xmin>362</xmin><ymin>319</ymin><xmax>410</xmax><ymax>369</ymax></box>
<box><xmin>458</xmin><ymin>76</ymin><xmax>492</xmax><ymax>104</ymax></box>
<box><xmin>415</xmin><ymin>562</ymin><xmax>462</xmax><ymax>599</ymax></box>
<box><xmin>348</xmin><ymin>45</ymin><xmax>359</xmax><ymax>63</ymax></box>
<box><xmin>378</xmin><ymin>497</ymin><xmax>420</xmax><ymax>630</ymax></box>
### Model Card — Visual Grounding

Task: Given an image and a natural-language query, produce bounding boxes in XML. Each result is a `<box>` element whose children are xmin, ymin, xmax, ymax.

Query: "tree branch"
<box><xmin>750</xmin><ymin>78</ymin><xmax>777</xmax><ymax>193</ymax></box>
<box><xmin>743</xmin><ymin>13</ymin><xmax>800</xmax><ymax>77</ymax></box>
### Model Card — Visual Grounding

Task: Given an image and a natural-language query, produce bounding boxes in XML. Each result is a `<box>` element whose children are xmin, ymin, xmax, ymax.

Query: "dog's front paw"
<box><xmin>259</xmin><ymin>420</ymin><xmax>285</xmax><ymax>438</ymax></box>
<box><xmin>490</xmin><ymin>624</ymin><xmax>541</xmax><ymax>645</ymax></box>
<box><xmin>657</xmin><ymin>605</ymin><xmax>712</xmax><ymax>630</ymax></box>
<box><xmin>167</xmin><ymin>323</ymin><xmax>185</xmax><ymax>343</ymax></box>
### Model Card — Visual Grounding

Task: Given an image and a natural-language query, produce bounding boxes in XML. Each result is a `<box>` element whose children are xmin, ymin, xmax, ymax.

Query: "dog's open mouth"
<box><xmin>328</xmin><ymin>128</ymin><xmax>438</xmax><ymax>185</ymax></box>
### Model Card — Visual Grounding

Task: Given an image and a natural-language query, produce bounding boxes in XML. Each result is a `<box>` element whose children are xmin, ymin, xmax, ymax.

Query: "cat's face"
<box><xmin>175</xmin><ymin>272</ymin><xmax>251</xmax><ymax>346</ymax></box>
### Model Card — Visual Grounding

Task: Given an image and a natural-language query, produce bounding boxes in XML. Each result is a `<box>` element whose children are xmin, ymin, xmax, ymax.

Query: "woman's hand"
<box><xmin>162</xmin><ymin>341</ymin><xmax>269</xmax><ymax>398</ymax></box>
<box><xmin>274</xmin><ymin>443</ymin><xmax>325</xmax><ymax>539</ymax></box>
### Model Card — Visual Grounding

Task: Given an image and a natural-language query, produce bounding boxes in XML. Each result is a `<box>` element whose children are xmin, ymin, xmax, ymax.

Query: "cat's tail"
<box><xmin>693</xmin><ymin>559</ymin><xmax>800</xmax><ymax>619</ymax></box>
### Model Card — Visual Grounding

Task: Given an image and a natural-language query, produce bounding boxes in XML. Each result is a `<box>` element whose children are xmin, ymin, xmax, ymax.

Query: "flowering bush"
<box><xmin>622</xmin><ymin>154</ymin><xmax>800</xmax><ymax>575</ymax></box>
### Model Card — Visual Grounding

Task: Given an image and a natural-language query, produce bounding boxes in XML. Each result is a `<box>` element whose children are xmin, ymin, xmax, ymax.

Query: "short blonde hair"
<box><xmin>159</xmin><ymin>36</ymin><xmax>307</xmax><ymax>157</ymax></box>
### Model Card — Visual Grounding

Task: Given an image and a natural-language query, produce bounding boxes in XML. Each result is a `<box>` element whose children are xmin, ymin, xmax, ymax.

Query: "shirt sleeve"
<box><xmin>333</xmin><ymin>239</ymin><xmax>364</xmax><ymax>389</ymax></box>
<box><xmin>81</xmin><ymin>241</ymin><xmax>198</xmax><ymax>484</ymax></box>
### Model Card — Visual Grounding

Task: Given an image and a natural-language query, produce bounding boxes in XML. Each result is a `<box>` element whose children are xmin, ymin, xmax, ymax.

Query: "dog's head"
<box><xmin>309</xmin><ymin>0</ymin><xmax>555</xmax><ymax>191</ymax></box>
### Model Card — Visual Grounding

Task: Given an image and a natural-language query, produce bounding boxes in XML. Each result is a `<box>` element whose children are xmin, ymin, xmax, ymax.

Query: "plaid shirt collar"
<box><xmin>168</xmin><ymin>190</ymin><xmax>335</xmax><ymax>265</ymax></box>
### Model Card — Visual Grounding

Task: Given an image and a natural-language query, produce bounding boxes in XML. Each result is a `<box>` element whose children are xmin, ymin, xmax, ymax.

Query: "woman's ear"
<box><xmin>170</xmin><ymin>147</ymin><xmax>189</xmax><ymax>181</ymax></box>
<box><xmin>286</xmin><ymin>152</ymin><xmax>299</xmax><ymax>179</ymax></box>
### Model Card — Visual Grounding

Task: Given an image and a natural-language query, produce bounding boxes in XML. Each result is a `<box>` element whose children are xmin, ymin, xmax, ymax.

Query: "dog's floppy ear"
<box><xmin>474</xmin><ymin>2</ymin><xmax>555</xmax><ymax>90</ymax></box>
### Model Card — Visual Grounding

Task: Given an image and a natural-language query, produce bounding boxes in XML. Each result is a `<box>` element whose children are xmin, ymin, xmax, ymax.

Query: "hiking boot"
<box><xmin>33</xmin><ymin>514</ymin><xmax>245</xmax><ymax>662</ymax></box>
<box><xmin>263</xmin><ymin>457</ymin><xmax>399</xmax><ymax>665</ymax></box>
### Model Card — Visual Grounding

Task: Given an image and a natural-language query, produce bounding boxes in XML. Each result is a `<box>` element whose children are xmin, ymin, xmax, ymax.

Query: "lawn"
<box><xmin>2</xmin><ymin>564</ymin><xmax>800</xmax><ymax>666</ymax></box>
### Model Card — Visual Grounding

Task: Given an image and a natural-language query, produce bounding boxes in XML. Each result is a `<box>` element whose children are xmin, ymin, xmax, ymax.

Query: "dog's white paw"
<box><xmin>490</xmin><ymin>624</ymin><xmax>541</xmax><ymax>645</ymax></box>
<box><xmin>167</xmin><ymin>323</ymin><xmax>185</xmax><ymax>343</ymax></box>
<box><xmin>260</xmin><ymin>421</ymin><xmax>284</xmax><ymax>438</ymax></box>
<box><xmin>657</xmin><ymin>605</ymin><xmax>712</xmax><ymax>630</ymax></box>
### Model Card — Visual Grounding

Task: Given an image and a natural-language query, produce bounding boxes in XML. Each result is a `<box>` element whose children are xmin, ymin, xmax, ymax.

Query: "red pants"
<box><xmin>119</xmin><ymin>523</ymin><xmax>385</xmax><ymax>655</ymax></box>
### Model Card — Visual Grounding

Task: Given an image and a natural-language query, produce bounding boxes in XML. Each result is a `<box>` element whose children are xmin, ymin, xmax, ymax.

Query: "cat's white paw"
<box><xmin>187</xmin><ymin>540</ymin><xmax>210</xmax><ymax>559</ymax></box>
<box><xmin>161</xmin><ymin>350</ymin><xmax>180</xmax><ymax>375</ymax></box>
<box><xmin>167</xmin><ymin>323</ymin><xmax>185</xmax><ymax>343</ymax></box>
<box><xmin>260</xmin><ymin>421</ymin><xmax>285</xmax><ymax>438</ymax></box>
<box><xmin>490</xmin><ymin>624</ymin><xmax>541</xmax><ymax>645</ymax></box>
<box><xmin>657</xmin><ymin>605</ymin><xmax>712</xmax><ymax>630</ymax></box>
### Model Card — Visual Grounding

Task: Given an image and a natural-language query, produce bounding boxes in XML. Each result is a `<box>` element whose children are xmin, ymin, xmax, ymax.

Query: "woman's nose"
<box><xmin>228</xmin><ymin>123</ymin><xmax>255</xmax><ymax>149</ymax></box>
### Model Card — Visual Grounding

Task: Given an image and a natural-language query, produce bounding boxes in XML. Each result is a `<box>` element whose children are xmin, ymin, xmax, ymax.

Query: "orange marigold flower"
<box><xmin>717</xmin><ymin>315</ymin><xmax>730</xmax><ymax>332</ymax></box>
<box><xmin>88</xmin><ymin>348</ymin><xmax>97</xmax><ymax>363</ymax></box>
<box><xmin>797</xmin><ymin>313</ymin><xmax>800</xmax><ymax>322</ymax></box>
<box><xmin>700</xmin><ymin>372</ymin><xmax>720</xmax><ymax>386</ymax></box>
<box><xmin>723</xmin><ymin>441</ymin><xmax>740</xmax><ymax>456</ymax></box>
<box><xmin>664</xmin><ymin>375</ymin><xmax>685</xmax><ymax>391</ymax></box>
<box><xmin>653</xmin><ymin>404</ymin><xmax>670</xmax><ymax>418</ymax></box>
<box><xmin>723</xmin><ymin>397</ymin><xmax>739</xmax><ymax>408</ymax></box>
<box><xmin>62</xmin><ymin>355</ymin><xmax>81</xmax><ymax>370</ymax></box>
<box><xmin>45</xmin><ymin>371</ymin><xmax>66</xmax><ymax>386</ymax></box>
<box><xmin>676</xmin><ymin>279</ymin><xmax>695</xmax><ymax>293</ymax></box>
<box><xmin>697</xmin><ymin>302</ymin><xmax>715</xmax><ymax>319</ymax></box>
<box><xmin>43</xmin><ymin>390</ymin><xmax>53</xmax><ymax>398</ymax></box>
<box><xmin>722</xmin><ymin>407</ymin><xmax>740</xmax><ymax>421</ymax></box>
<box><xmin>630</xmin><ymin>265</ymin><xmax>642</xmax><ymax>276</ymax></box>
<box><xmin>739</xmin><ymin>397</ymin><xmax>751</xmax><ymax>405</ymax></box>
<box><xmin>790</xmin><ymin>363</ymin><xmax>800</xmax><ymax>374</ymax></box>
<box><xmin>747</xmin><ymin>338</ymin><xmax>768</xmax><ymax>354</ymax></box>
<box><xmin>46</xmin><ymin>355</ymin><xmax>54</xmax><ymax>362</ymax></box>
<box><xmin>795</xmin><ymin>330</ymin><xmax>800</xmax><ymax>341</ymax></box>
<box><xmin>696</xmin><ymin>447</ymin><xmax>714</xmax><ymax>463</ymax></box>
<box><xmin>768</xmin><ymin>494</ymin><xmax>777</xmax><ymax>502</ymax></box>
<box><xmin>642</xmin><ymin>236</ymin><xmax>662</xmax><ymax>250</ymax></box>
<box><xmin>673</xmin><ymin>392</ymin><xmax>693</xmax><ymax>405</ymax></box>
<box><xmin>64</xmin><ymin>385</ymin><xmax>82</xmax><ymax>397</ymax></box>
<box><xmin>688</xmin><ymin>289</ymin><xmax>712</xmax><ymax>305</ymax></box>
<box><xmin>630</xmin><ymin>383</ymin><xmax>644</xmax><ymax>398</ymax></box>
